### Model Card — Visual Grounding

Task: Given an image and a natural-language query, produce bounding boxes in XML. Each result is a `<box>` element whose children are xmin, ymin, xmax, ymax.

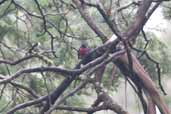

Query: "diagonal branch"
<box><xmin>125</xmin><ymin>0</ymin><xmax>153</xmax><ymax>40</ymax></box>
<box><xmin>72</xmin><ymin>0</ymin><xmax>108</xmax><ymax>42</ymax></box>
<box><xmin>6</xmin><ymin>49</ymin><xmax>125</xmax><ymax>114</ymax></box>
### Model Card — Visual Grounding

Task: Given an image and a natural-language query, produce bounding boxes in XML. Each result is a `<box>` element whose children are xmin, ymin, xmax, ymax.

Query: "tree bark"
<box><xmin>117</xmin><ymin>53</ymin><xmax>170</xmax><ymax>114</ymax></box>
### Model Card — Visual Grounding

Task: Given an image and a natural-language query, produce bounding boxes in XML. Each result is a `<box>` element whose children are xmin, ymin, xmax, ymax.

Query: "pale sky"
<box><xmin>145</xmin><ymin>7</ymin><xmax>168</xmax><ymax>37</ymax></box>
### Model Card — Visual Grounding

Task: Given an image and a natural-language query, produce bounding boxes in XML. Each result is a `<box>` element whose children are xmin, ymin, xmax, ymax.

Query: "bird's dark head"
<box><xmin>81</xmin><ymin>40</ymin><xmax>88</xmax><ymax>48</ymax></box>
<box><xmin>81</xmin><ymin>43</ymin><xmax>86</xmax><ymax>48</ymax></box>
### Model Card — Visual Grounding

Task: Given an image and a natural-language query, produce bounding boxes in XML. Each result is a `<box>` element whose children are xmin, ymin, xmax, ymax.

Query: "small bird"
<box><xmin>78</xmin><ymin>42</ymin><xmax>90</xmax><ymax>59</ymax></box>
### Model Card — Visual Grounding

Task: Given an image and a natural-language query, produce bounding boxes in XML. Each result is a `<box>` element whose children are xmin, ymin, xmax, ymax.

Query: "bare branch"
<box><xmin>0</xmin><ymin>54</ymin><xmax>48</xmax><ymax>66</ymax></box>
<box><xmin>125</xmin><ymin>0</ymin><xmax>153</xmax><ymax>40</ymax></box>
<box><xmin>72</xmin><ymin>0</ymin><xmax>108</xmax><ymax>42</ymax></box>
<box><xmin>7</xmin><ymin>95</ymin><xmax>47</xmax><ymax>114</ymax></box>
<box><xmin>49</xmin><ymin>105</ymin><xmax>107</xmax><ymax>113</ymax></box>
<box><xmin>117</xmin><ymin>1</ymin><xmax>140</xmax><ymax>12</ymax></box>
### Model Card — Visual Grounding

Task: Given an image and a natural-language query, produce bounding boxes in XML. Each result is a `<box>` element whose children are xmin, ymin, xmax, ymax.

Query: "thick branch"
<box><xmin>118</xmin><ymin>53</ymin><xmax>170</xmax><ymax>114</ymax></box>
<box><xmin>72</xmin><ymin>0</ymin><xmax>108</xmax><ymax>42</ymax></box>
<box><xmin>125</xmin><ymin>0</ymin><xmax>153</xmax><ymax>39</ymax></box>
<box><xmin>52</xmin><ymin>105</ymin><xmax>106</xmax><ymax>113</ymax></box>
<box><xmin>0</xmin><ymin>51</ymin><xmax>110</xmax><ymax>84</ymax></box>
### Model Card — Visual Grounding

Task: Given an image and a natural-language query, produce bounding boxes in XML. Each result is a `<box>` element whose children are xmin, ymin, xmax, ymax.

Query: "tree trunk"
<box><xmin>117</xmin><ymin>53</ymin><xmax>170</xmax><ymax>114</ymax></box>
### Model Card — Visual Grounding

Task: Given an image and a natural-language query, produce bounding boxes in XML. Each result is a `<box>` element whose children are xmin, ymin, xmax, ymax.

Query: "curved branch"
<box><xmin>0</xmin><ymin>54</ymin><xmax>48</xmax><ymax>66</ymax></box>
<box><xmin>0</xmin><ymin>67</ymin><xmax>74</xmax><ymax>84</ymax></box>
<box><xmin>7</xmin><ymin>95</ymin><xmax>47</xmax><ymax>114</ymax></box>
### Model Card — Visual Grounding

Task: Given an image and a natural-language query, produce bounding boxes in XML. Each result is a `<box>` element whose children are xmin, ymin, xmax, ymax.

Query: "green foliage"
<box><xmin>67</xmin><ymin>94</ymin><xmax>85</xmax><ymax>106</ymax></box>
<box><xmin>102</xmin><ymin>63</ymin><xmax>121</xmax><ymax>91</ymax></box>
<box><xmin>162</xmin><ymin>2</ymin><xmax>171</xmax><ymax>20</ymax></box>
<box><xmin>135</xmin><ymin>33</ymin><xmax>170</xmax><ymax>81</ymax></box>
<box><xmin>0</xmin><ymin>0</ymin><xmax>170</xmax><ymax>113</ymax></box>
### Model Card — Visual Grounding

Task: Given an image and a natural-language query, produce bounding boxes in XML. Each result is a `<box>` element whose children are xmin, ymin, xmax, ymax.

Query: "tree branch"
<box><xmin>72</xmin><ymin>0</ymin><xmax>108</xmax><ymax>43</ymax></box>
